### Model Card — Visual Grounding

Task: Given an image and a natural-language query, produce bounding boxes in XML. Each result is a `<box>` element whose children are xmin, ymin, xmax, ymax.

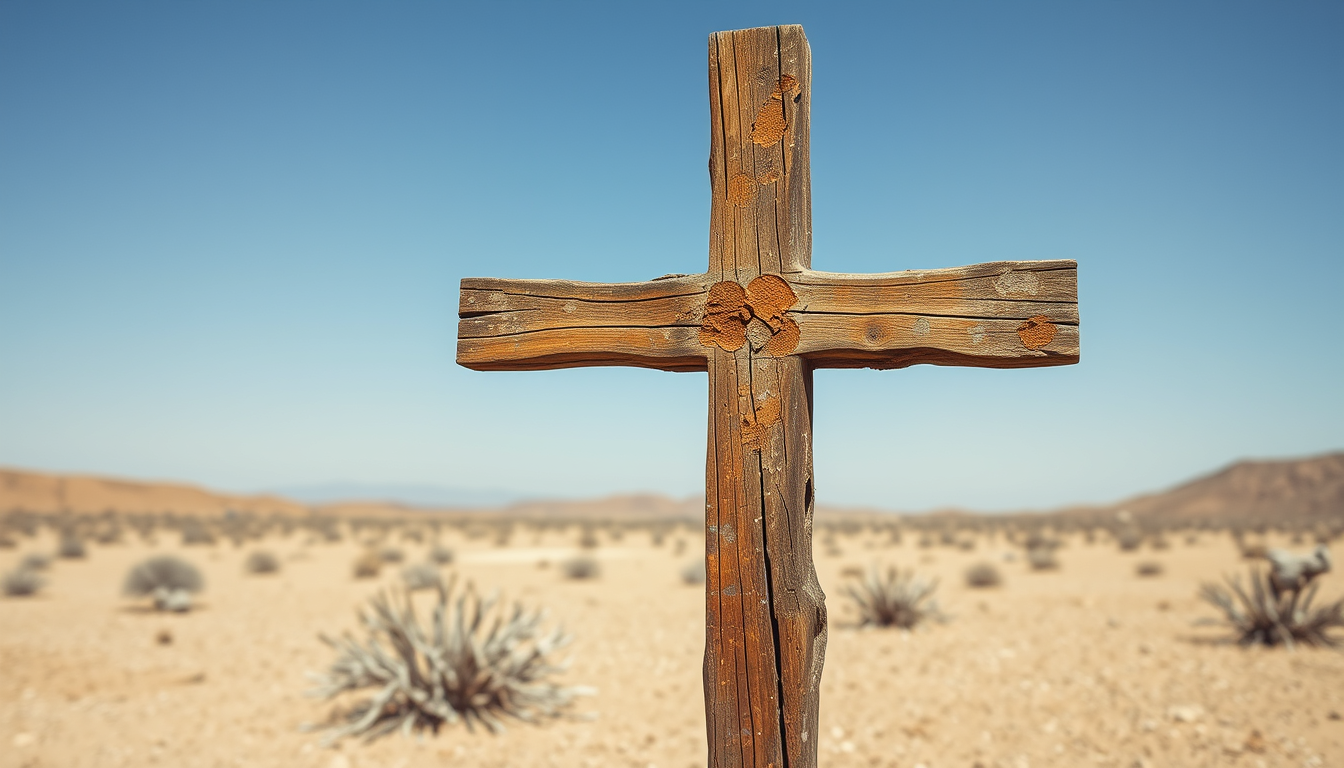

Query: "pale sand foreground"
<box><xmin>2</xmin><ymin>528</ymin><xmax>1341</xmax><ymax>768</ymax></box>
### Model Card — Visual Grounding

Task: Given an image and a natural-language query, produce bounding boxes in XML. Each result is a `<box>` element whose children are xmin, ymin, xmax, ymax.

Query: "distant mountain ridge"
<box><xmin>1</xmin><ymin>451</ymin><xmax>1341</xmax><ymax>522</ymax></box>
<box><xmin>1067</xmin><ymin>451</ymin><xmax>1344</xmax><ymax>525</ymax></box>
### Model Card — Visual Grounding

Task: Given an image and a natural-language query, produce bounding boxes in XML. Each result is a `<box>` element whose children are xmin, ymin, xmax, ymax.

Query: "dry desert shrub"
<box><xmin>0</xmin><ymin>534</ymin><xmax>16</xmax><ymax>549</ymax></box>
<box><xmin>353</xmin><ymin>551</ymin><xmax>383</xmax><ymax>579</ymax></box>
<box><xmin>180</xmin><ymin>520</ymin><xmax>217</xmax><ymax>546</ymax></box>
<box><xmin>1199</xmin><ymin>569</ymin><xmax>1343</xmax><ymax>648</ymax></box>
<box><xmin>20</xmin><ymin>552</ymin><xmax>51</xmax><ymax>571</ymax></box>
<box><xmin>402</xmin><ymin>562</ymin><xmax>441</xmax><ymax>592</ymax></box>
<box><xmin>1136</xmin><ymin>560</ymin><xmax>1165</xmax><ymax>578</ymax></box>
<box><xmin>428</xmin><ymin>545</ymin><xmax>455</xmax><ymax>565</ymax></box>
<box><xmin>681</xmin><ymin>559</ymin><xmax>706</xmax><ymax>585</ymax></box>
<box><xmin>561</xmin><ymin>555</ymin><xmax>600</xmax><ymax>580</ymax></box>
<box><xmin>577</xmin><ymin>527</ymin><xmax>599</xmax><ymax>549</ymax></box>
<box><xmin>3</xmin><ymin>568</ymin><xmax>46</xmax><ymax>597</ymax></box>
<box><xmin>93</xmin><ymin>524</ymin><xmax>122</xmax><ymax>545</ymax></box>
<box><xmin>964</xmin><ymin>562</ymin><xmax>1003</xmax><ymax>588</ymax></box>
<box><xmin>244</xmin><ymin>550</ymin><xmax>281</xmax><ymax>575</ymax></box>
<box><xmin>845</xmin><ymin>565</ymin><xmax>945</xmax><ymax>629</ymax></box>
<box><xmin>1026</xmin><ymin>546</ymin><xmax>1059</xmax><ymax>571</ymax></box>
<box><xmin>378</xmin><ymin>546</ymin><xmax>405</xmax><ymax>564</ymax></box>
<box><xmin>57</xmin><ymin>532</ymin><xmax>87</xmax><ymax>559</ymax></box>
<box><xmin>308</xmin><ymin>578</ymin><xmax>591</xmax><ymax>741</ymax></box>
<box><xmin>124</xmin><ymin>555</ymin><xmax>204</xmax><ymax>612</ymax></box>
<box><xmin>1116</xmin><ymin>527</ymin><xmax>1143</xmax><ymax>552</ymax></box>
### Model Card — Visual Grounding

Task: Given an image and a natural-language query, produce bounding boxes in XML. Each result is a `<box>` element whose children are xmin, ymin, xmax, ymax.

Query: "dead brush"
<box><xmin>1199</xmin><ymin>568</ymin><xmax>1343</xmax><ymax>648</ymax></box>
<box><xmin>3</xmin><ymin>568</ymin><xmax>46</xmax><ymax>597</ymax></box>
<box><xmin>845</xmin><ymin>565</ymin><xmax>946</xmax><ymax>629</ymax></box>
<box><xmin>307</xmin><ymin>576</ymin><xmax>592</xmax><ymax>742</ymax></box>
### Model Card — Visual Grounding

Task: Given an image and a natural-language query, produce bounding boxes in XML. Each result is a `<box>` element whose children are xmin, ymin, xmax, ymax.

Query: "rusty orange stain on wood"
<box><xmin>700</xmin><ymin>275</ymin><xmax>800</xmax><ymax>356</ymax></box>
<box><xmin>740</xmin><ymin>394</ymin><xmax>781</xmax><ymax>452</ymax></box>
<box><xmin>699</xmin><ymin>281</ymin><xmax>751</xmax><ymax>351</ymax></box>
<box><xmin>728</xmin><ymin>173</ymin><xmax>757</xmax><ymax>207</ymax></box>
<box><xmin>746</xmin><ymin>275</ymin><xmax>799</xmax><ymax>356</ymax></box>
<box><xmin>1016</xmin><ymin>315</ymin><xmax>1057</xmax><ymax>349</ymax></box>
<box><xmin>750</xmin><ymin>75</ymin><xmax>800</xmax><ymax>147</ymax></box>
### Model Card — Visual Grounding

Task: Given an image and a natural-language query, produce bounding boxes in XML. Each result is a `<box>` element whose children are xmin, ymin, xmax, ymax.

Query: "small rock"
<box><xmin>156</xmin><ymin>628</ymin><xmax>173</xmax><ymax>645</ymax></box>
<box><xmin>1328</xmin><ymin>711</ymin><xmax>1342</xmax><ymax>721</ymax></box>
<box><xmin>1168</xmin><ymin>704</ymin><xmax>1204</xmax><ymax>723</ymax></box>
<box><xmin>1244</xmin><ymin>729</ymin><xmax>1267</xmax><ymax>754</ymax></box>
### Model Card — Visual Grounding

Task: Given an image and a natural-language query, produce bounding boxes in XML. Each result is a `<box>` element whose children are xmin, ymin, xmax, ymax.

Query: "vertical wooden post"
<box><xmin>703</xmin><ymin>25</ymin><xmax>826</xmax><ymax>768</ymax></box>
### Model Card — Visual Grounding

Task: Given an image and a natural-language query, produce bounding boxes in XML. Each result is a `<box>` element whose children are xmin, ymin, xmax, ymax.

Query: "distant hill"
<box><xmin>0</xmin><ymin>467</ymin><xmax>307</xmax><ymax>517</ymax></box>
<box><xmin>1073</xmin><ymin>452</ymin><xmax>1344</xmax><ymax>525</ymax></box>
<box><xmin>2</xmin><ymin>451</ymin><xmax>1341</xmax><ymax>523</ymax></box>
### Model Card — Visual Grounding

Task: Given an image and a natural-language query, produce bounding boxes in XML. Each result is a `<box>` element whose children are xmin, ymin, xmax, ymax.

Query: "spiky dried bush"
<box><xmin>245</xmin><ymin>550</ymin><xmax>281</xmax><ymax>575</ymax></box>
<box><xmin>3</xmin><ymin>568</ymin><xmax>45</xmax><ymax>597</ymax></box>
<box><xmin>964</xmin><ymin>562</ymin><xmax>1003</xmax><ymax>588</ymax></box>
<box><xmin>561</xmin><ymin>555</ymin><xmax>600</xmax><ymax>580</ymax></box>
<box><xmin>1026</xmin><ymin>546</ymin><xmax>1059</xmax><ymax>571</ymax></box>
<box><xmin>308</xmin><ymin>578</ymin><xmax>591</xmax><ymax>741</ymax></box>
<box><xmin>680</xmin><ymin>559</ymin><xmax>706</xmax><ymax>585</ymax></box>
<box><xmin>353</xmin><ymin>551</ymin><xmax>383</xmax><ymax>579</ymax></box>
<box><xmin>402</xmin><ymin>562</ymin><xmax>441</xmax><ymax>591</ymax></box>
<box><xmin>124</xmin><ymin>555</ymin><xmax>204</xmax><ymax>612</ymax></box>
<box><xmin>1136</xmin><ymin>560</ymin><xmax>1165</xmax><ymax>578</ymax></box>
<box><xmin>1199</xmin><ymin>569</ymin><xmax>1343</xmax><ymax>648</ymax></box>
<box><xmin>428</xmin><ymin>545</ymin><xmax>455</xmax><ymax>565</ymax></box>
<box><xmin>845</xmin><ymin>566</ymin><xmax>945</xmax><ymax>629</ymax></box>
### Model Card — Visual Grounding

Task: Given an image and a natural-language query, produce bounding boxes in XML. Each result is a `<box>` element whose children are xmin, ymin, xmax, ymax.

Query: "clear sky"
<box><xmin>1</xmin><ymin>2</ymin><xmax>1340</xmax><ymax>511</ymax></box>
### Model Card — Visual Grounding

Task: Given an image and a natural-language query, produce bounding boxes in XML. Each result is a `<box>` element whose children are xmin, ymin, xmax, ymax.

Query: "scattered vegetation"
<box><xmin>378</xmin><ymin>546</ymin><xmax>405</xmax><ymax>564</ymax></box>
<box><xmin>181</xmin><ymin>520</ymin><xmax>217</xmax><ymax>546</ymax></box>
<box><xmin>353</xmin><ymin>551</ymin><xmax>383</xmax><ymax>579</ymax></box>
<box><xmin>124</xmin><ymin>555</ymin><xmax>204</xmax><ymax>612</ymax></box>
<box><xmin>20</xmin><ymin>552</ymin><xmax>51</xmax><ymax>571</ymax></box>
<box><xmin>680</xmin><ymin>559</ymin><xmax>706</xmax><ymax>585</ymax></box>
<box><xmin>964</xmin><ymin>562</ymin><xmax>1003</xmax><ymax>588</ymax></box>
<box><xmin>844</xmin><ymin>565</ymin><xmax>945</xmax><ymax>629</ymax></box>
<box><xmin>401</xmin><ymin>562</ymin><xmax>441</xmax><ymax>591</ymax></box>
<box><xmin>561</xmin><ymin>555</ymin><xmax>600</xmax><ymax>580</ymax></box>
<box><xmin>308</xmin><ymin>578</ymin><xmax>590</xmax><ymax>741</ymax></box>
<box><xmin>244</xmin><ymin>550</ymin><xmax>281</xmax><ymax>575</ymax></box>
<box><xmin>1116</xmin><ymin>527</ymin><xmax>1143</xmax><ymax>552</ymax></box>
<box><xmin>1136</xmin><ymin>561</ymin><xmax>1165</xmax><ymax>578</ymax></box>
<box><xmin>57</xmin><ymin>532</ymin><xmax>87</xmax><ymax>559</ymax></box>
<box><xmin>428</xmin><ymin>545</ymin><xmax>455</xmax><ymax>565</ymax></box>
<box><xmin>1026</xmin><ymin>547</ymin><xmax>1059</xmax><ymax>571</ymax></box>
<box><xmin>3</xmin><ymin>568</ymin><xmax>46</xmax><ymax>597</ymax></box>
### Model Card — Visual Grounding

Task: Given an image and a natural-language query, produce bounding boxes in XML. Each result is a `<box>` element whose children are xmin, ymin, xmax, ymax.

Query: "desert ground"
<box><xmin>2</xmin><ymin>522</ymin><xmax>1341</xmax><ymax>768</ymax></box>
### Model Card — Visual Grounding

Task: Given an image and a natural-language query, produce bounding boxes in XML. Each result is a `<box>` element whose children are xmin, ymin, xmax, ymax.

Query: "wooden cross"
<box><xmin>457</xmin><ymin>25</ymin><xmax>1078</xmax><ymax>768</ymax></box>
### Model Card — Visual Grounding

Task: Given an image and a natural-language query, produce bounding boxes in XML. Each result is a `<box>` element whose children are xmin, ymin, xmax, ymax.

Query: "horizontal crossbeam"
<box><xmin>456</xmin><ymin>260</ymin><xmax>1078</xmax><ymax>372</ymax></box>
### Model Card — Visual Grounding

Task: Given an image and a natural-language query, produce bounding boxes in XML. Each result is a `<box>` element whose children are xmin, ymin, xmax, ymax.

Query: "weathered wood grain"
<box><xmin>703</xmin><ymin>24</ymin><xmax>823</xmax><ymax>768</ymax></box>
<box><xmin>456</xmin><ymin>276</ymin><xmax>711</xmax><ymax>372</ymax></box>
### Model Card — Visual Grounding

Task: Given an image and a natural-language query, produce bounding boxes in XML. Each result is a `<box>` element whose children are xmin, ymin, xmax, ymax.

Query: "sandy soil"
<box><xmin>2</xmin><ymin>527</ymin><xmax>1341</xmax><ymax>768</ymax></box>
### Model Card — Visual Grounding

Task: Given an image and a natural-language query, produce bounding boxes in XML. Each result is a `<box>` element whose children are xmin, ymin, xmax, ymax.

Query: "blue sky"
<box><xmin>1</xmin><ymin>2</ymin><xmax>1340</xmax><ymax>511</ymax></box>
